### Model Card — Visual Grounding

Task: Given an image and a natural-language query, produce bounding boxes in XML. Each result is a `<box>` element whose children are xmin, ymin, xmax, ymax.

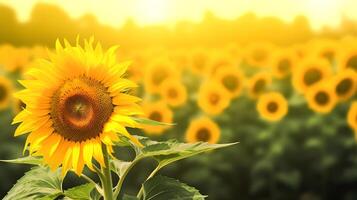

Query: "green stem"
<box><xmin>102</xmin><ymin>146</ymin><xmax>114</xmax><ymax>200</ymax></box>
<box><xmin>81</xmin><ymin>173</ymin><xmax>98</xmax><ymax>186</ymax></box>
<box><xmin>113</xmin><ymin>157</ymin><xmax>143</xmax><ymax>199</ymax></box>
<box><xmin>136</xmin><ymin>164</ymin><xmax>162</xmax><ymax>199</ymax></box>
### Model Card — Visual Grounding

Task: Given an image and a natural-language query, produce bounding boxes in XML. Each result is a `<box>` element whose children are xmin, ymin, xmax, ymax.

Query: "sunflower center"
<box><xmin>222</xmin><ymin>75</ymin><xmax>238</xmax><ymax>91</ymax></box>
<box><xmin>51</xmin><ymin>77</ymin><xmax>113</xmax><ymax>142</ymax></box>
<box><xmin>196</xmin><ymin>128</ymin><xmax>211</xmax><ymax>142</ymax></box>
<box><xmin>0</xmin><ymin>85</ymin><xmax>8</xmax><ymax>101</ymax></box>
<box><xmin>314</xmin><ymin>91</ymin><xmax>330</xmax><ymax>106</ymax></box>
<box><xmin>167</xmin><ymin>88</ymin><xmax>178</xmax><ymax>99</ymax></box>
<box><xmin>336</xmin><ymin>78</ymin><xmax>353</xmax><ymax>96</ymax></box>
<box><xmin>152</xmin><ymin>69</ymin><xmax>168</xmax><ymax>86</ymax></box>
<box><xmin>149</xmin><ymin>111</ymin><xmax>162</xmax><ymax>122</ymax></box>
<box><xmin>267</xmin><ymin>101</ymin><xmax>278</xmax><ymax>113</ymax></box>
<box><xmin>303</xmin><ymin>68</ymin><xmax>322</xmax><ymax>86</ymax></box>
<box><xmin>347</xmin><ymin>55</ymin><xmax>357</xmax><ymax>71</ymax></box>
<box><xmin>278</xmin><ymin>59</ymin><xmax>291</xmax><ymax>73</ymax></box>
<box><xmin>322</xmin><ymin>51</ymin><xmax>334</xmax><ymax>61</ymax></box>
<box><xmin>253</xmin><ymin>79</ymin><xmax>266</xmax><ymax>94</ymax></box>
<box><xmin>253</xmin><ymin>49</ymin><xmax>267</xmax><ymax>62</ymax></box>
<box><xmin>209</xmin><ymin>93</ymin><xmax>220</xmax><ymax>105</ymax></box>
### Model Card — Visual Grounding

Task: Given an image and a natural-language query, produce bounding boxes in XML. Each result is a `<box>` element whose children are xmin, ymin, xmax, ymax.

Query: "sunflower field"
<box><xmin>1</xmin><ymin>1</ymin><xmax>357</xmax><ymax>200</ymax></box>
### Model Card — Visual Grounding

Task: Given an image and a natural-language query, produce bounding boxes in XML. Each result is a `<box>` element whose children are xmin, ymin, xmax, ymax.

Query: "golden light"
<box><xmin>305</xmin><ymin>0</ymin><xmax>344</xmax><ymax>28</ymax></box>
<box><xmin>135</xmin><ymin>0</ymin><xmax>171</xmax><ymax>24</ymax></box>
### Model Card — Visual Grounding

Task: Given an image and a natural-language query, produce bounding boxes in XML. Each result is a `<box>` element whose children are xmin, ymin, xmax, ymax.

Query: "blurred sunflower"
<box><xmin>160</xmin><ymin>79</ymin><xmax>187</xmax><ymax>107</ymax></box>
<box><xmin>0</xmin><ymin>76</ymin><xmax>13</xmax><ymax>110</ymax></box>
<box><xmin>338</xmin><ymin>48</ymin><xmax>357</xmax><ymax>71</ymax></box>
<box><xmin>198</xmin><ymin>81</ymin><xmax>230</xmax><ymax>115</ymax></box>
<box><xmin>185</xmin><ymin>117</ymin><xmax>220</xmax><ymax>144</ymax></box>
<box><xmin>248</xmin><ymin>72</ymin><xmax>272</xmax><ymax>98</ymax></box>
<box><xmin>292</xmin><ymin>43</ymin><xmax>309</xmax><ymax>59</ymax></box>
<box><xmin>332</xmin><ymin>69</ymin><xmax>357</xmax><ymax>101</ymax></box>
<box><xmin>305</xmin><ymin>82</ymin><xmax>337</xmax><ymax>114</ymax></box>
<box><xmin>126</xmin><ymin>54</ymin><xmax>145</xmax><ymax>83</ymax></box>
<box><xmin>144</xmin><ymin>59</ymin><xmax>179</xmax><ymax>94</ymax></box>
<box><xmin>208</xmin><ymin>52</ymin><xmax>234</xmax><ymax>75</ymax></box>
<box><xmin>214</xmin><ymin>66</ymin><xmax>245</xmax><ymax>98</ymax></box>
<box><xmin>271</xmin><ymin>49</ymin><xmax>297</xmax><ymax>79</ymax></box>
<box><xmin>142</xmin><ymin>101</ymin><xmax>173</xmax><ymax>135</ymax></box>
<box><xmin>170</xmin><ymin>49</ymin><xmax>189</xmax><ymax>71</ymax></box>
<box><xmin>12</xmin><ymin>98</ymin><xmax>26</xmax><ymax>114</ymax></box>
<box><xmin>292</xmin><ymin>58</ymin><xmax>332</xmax><ymax>94</ymax></box>
<box><xmin>190</xmin><ymin>48</ymin><xmax>210</xmax><ymax>75</ymax></box>
<box><xmin>12</xmin><ymin>39</ymin><xmax>143</xmax><ymax>176</ymax></box>
<box><xmin>347</xmin><ymin>101</ymin><xmax>357</xmax><ymax>131</ymax></box>
<box><xmin>0</xmin><ymin>45</ymin><xmax>30</xmax><ymax>72</ymax></box>
<box><xmin>244</xmin><ymin>42</ymin><xmax>274</xmax><ymax>68</ymax></box>
<box><xmin>257</xmin><ymin>92</ymin><xmax>288</xmax><ymax>122</ymax></box>
<box><xmin>311</xmin><ymin>39</ymin><xmax>339</xmax><ymax>63</ymax></box>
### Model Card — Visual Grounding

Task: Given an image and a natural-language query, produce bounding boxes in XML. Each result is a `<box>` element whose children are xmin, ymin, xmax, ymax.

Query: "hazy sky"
<box><xmin>0</xmin><ymin>0</ymin><xmax>355</xmax><ymax>30</ymax></box>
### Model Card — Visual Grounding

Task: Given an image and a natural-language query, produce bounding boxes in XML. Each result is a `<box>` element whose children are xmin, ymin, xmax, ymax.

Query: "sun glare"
<box><xmin>136</xmin><ymin>0</ymin><xmax>170</xmax><ymax>24</ymax></box>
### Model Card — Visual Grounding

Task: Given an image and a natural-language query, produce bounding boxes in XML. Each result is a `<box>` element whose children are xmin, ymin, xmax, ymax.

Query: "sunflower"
<box><xmin>305</xmin><ymin>82</ymin><xmax>337</xmax><ymax>114</ymax></box>
<box><xmin>208</xmin><ymin>52</ymin><xmax>234</xmax><ymax>75</ymax></box>
<box><xmin>189</xmin><ymin>48</ymin><xmax>210</xmax><ymax>75</ymax></box>
<box><xmin>144</xmin><ymin>59</ymin><xmax>179</xmax><ymax>94</ymax></box>
<box><xmin>142</xmin><ymin>101</ymin><xmax>173</xmax><ymax>135</ymax></box>
<box><xmin>198</xmin><ymin>81</ymin><xmax>230</xmax><ymax>115</ymax></box>
<box><xmin>311</xmin><ymin>39</ymin><xmax>339</xmax><ymax>63</ymax></box>
<box><xmin>338</xmin><ymin>48</ymin><xmax>357</xmax><ymax>72</ymax></box>
<box><xmin>332</xmin><ymin>69</ymin><xmax>357</xmax><ymax>101</ymax></box>
<box><xmin>244</xmin><ymin>42</ymin><xmax>274</xmax><ymax>68</ymax></box>
<box><xmin>292</xmin><ymin>58</ymin><xmax>332</xmax><ymax>94</ymax></box>
<box><xmin>185</xmin><ymin>117</ymin><xmax>220</xmax><ymax>144</ymax></box>
<box><xmin>12</xmin><ymin>39</ymin><xmax>144</xmax><ymax>176</ymax></box>
<box><xmin>0</xmin><ymin>45</ymin><xmax>30</xmax><ymax>72</ymax></box>
<box><xmin>214</xmin><ymin>66</ymin><xmax>245</xmax><ymax>98</ymax></box>
<box><xmin>12</xmin><ymin>97</ymin><xmax>26</xmax><ymax>114</ymax></box>
<box><xmin>292</xmin><ymin>43</ymin><xmax>309</xmax><ymax>59</ymax></box>
<box><xmin>160</xmin><ymin>79</ymin><xmax>187</xmax><ymax>107</ymax></box>
<box><xmin>347</xmin><ymin>101</ymin><xmax>357</xmax><ymax>131</ymax></box>
<box><xmin>125</xmin><ymin>53</ymin><xmax>145</xmax><ymax>83</ymax></box>
<box><xmin>271</xmin><ymin>49</ymin><xmax>297</xmax><ymax>79</ymax></box>
<box><xmin>247</xmin><ymin>72</ymin><xmax>272</xmax><ymax>98</ymax></box>
<box><xmin>0</xmin><ymin>76</ymin><xmax>13</xmax><ymax>110</ymax></box>
<box><xmin>257</xmin><ymin>92</ymin><xmax>288</xmax><ymax>122</ymax></box>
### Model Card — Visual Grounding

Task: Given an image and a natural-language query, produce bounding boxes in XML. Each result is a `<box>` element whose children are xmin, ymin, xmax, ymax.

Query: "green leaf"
<box><xmin>123</xmin><ymin>194</ymin><xmax>139</xmax><ymax>200</ymax></box>
<box><xmin>89</xmin><ymin>187</ymin><xmax>102</xmax><ymax>200</ymax></box>
<box><xmin>0</xmin><ymin>156</ymin><xmax>43</xmax><ymax>165</ymax></box>
<box><xmin>110</xmin><ymin>159</ymin><xmax>132</xmax><ymax>178</ymax></box>
<box><xmin>138</xmin><ymin>137</ymin><xmax>237</xmax><ymax>168</ymax></box>
<box><xmin>131</xmin><ymin>117</ymin><xmax>175</xmax><ymax>126</ymax></box>
<box><xmin>64</xmin><ymin>183</ymin><xmax>95</xmax><ymax>200</ymax></box>
<box><xmin>142</xmin><ymin>175</ymin><xmax>206</xmax><ymax>200</ymax></box>
<box><xmin>3</xmin><ymin>166</ymin><xmax>63</xmax><ymax>200</ymax></box>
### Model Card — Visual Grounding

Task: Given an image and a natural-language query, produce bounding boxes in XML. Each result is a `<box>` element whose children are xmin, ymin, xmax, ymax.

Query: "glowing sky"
<box><xmin>0</xmin><ymin>0</ymin><xmax>355</xmax><ymax>30</ymax></box>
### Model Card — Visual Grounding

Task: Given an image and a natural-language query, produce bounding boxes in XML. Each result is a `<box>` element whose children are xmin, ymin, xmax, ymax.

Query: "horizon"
<box><xmin>0</xmin><ymin>0</ymin><xmax>354</xmax><ymax>31</ymax></box>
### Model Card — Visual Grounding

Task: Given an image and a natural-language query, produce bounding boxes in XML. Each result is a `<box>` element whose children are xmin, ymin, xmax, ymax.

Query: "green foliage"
<box><xmin>141</xmin><ymin>175</ymin><xmax>206</xmax><ymax>200</ymax></box>
<box><xmin>63</xmin><ymin>183</ymin><xmax>95</xmax><ymax>200</ymax></box>
<box><xmin>112</xmin><ymin>136</ymin><xmax>235</xmax><ymax>199</ymax></box>
<box><xmin>132</xmin><ymin>117</ymin><xmax>175</xmax><ymax>127</ymax></box>
<box><xmin>2</xmin><ymin>136</ymin><xmax>234</xmax><ymax>200</ymax></box>
<box><xmin>3</xmin><ymin>166</ymin><xmax>62</xmax><ymax>200</ymax></box>
<box><xmin>0</xmin><ymin>156</ymin><xmax>42</xmax><ymax>165</ymax></box>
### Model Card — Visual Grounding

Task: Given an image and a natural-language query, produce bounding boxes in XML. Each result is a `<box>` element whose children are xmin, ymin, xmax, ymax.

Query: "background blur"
<box><xmin>1</xmin><ymin>0</ymin><xmax>357</xmax><ymax>200</ymax></box>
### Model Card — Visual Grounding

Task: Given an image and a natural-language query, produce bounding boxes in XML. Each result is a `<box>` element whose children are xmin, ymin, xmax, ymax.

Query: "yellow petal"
<box><xmin>83</xmin><ymin>140</ymin><xmax>94</xmax><ymax>171</ymax></box>
<box><xmin>72</xmin><ymin>142</ymin><xmax>81</xmax><ymax>171</ymax></box>
<box><xmin>92</xmin><ymin>141</ymin><xmax>105</xmax><ymax>167</ymax></box>
<box><xmin>14</xmin><ymin>115</ymin><xmax>50</xmax><ymax>136</ymax></box>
